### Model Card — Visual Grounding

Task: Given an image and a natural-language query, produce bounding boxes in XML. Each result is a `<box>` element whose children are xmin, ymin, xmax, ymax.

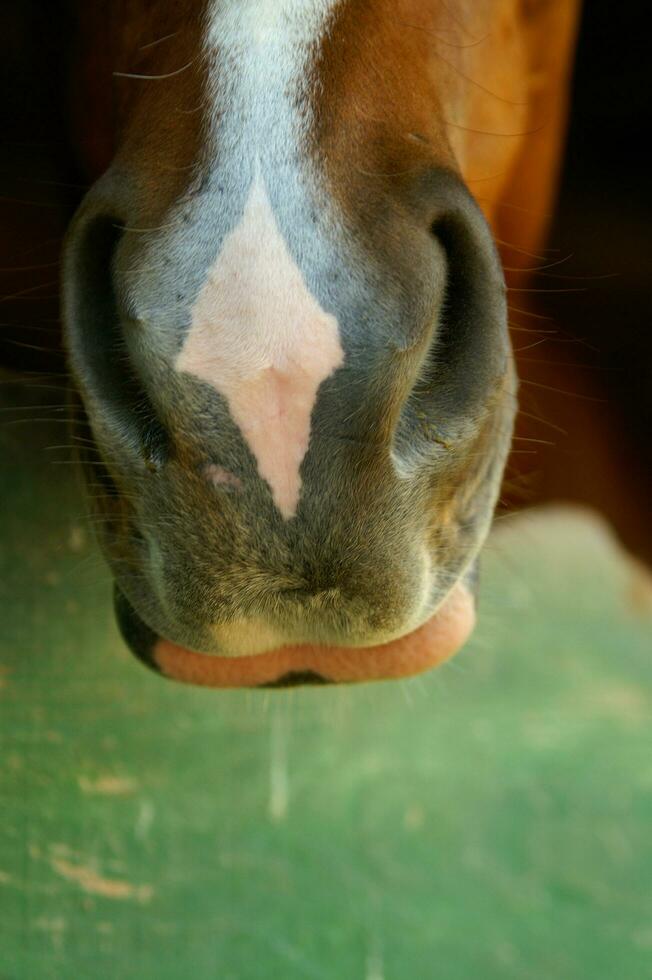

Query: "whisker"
<box><xmin>0</xmin><ymin>323</ymin><xmax>61</xmax><ymax>335</ymax></box>
<box><xmin>512</xmin><ymin>436</ymin><xmax>556</xmax><ymax>446</ymax></box>
<box><xmin>0</xmin><ymin>196</ymin><xmax>64</xmax><ymax>210</ymax></box>
<box><xmin>495</xmin><ymin>238</ymin><xmax>554</xmax><ymax>260</ymax></box>
<box><xmin>1</xmin><ymin>280</ymin><xmax>59</xmax><ymax>302</ymax></box>
<box><xmin>508</xmin><ymin>286</ymin><xmax>588</xmax><ymax>294</ymax></box>
<box><xmin>501</xmin><ymin>254</ymin><xmax>574</xmax><ymax>274</ymax></box>
<box><xmin>507</xmin><ymin>305</ymin><xmax>554</xmax><ymax>320</ymax></box>
<box><xmin>114</xmin><ymin>59</ymin><xmax>194</xmax><ymax>81</ymax></box>
<box><xmin>519</xmin><ymin>379</ymin><xmax>604</xmax><ymax>402</ymax></box>
<box><xmin>434</xmin><ymin>52</ymin><xmax>528</xmax><ymax>107</ymax></box>
<box><xmin>120</xmin><ymin>221</ymin><xmax>179</xmax><ymax>234</ymax></box>
<box><xmin>466</xmin><ymin>170</ymin><xmax>509</xmax><ymax>183</ymax></box>
<box><xmin>529</xmin><ymin>271</ymin><xmax>618</xmax><ymax>282</ymax></box>
<box><xmin>517</xmin><ymin>409</ymin><xmax>568</xmax><ymax>436</ymax></box>
<box><xmin>139</xmin><ymin>31</ymin><xmax>179</xmax><ymax>51</ymax></box>
<box><xmin>15</xmin><ymin>176</ymin><xmax>88</xmax><ymax>191</ymax></box>
<box><xmin>444</xmin><ymin>120</ymin><xmax>540</xmax><ymax>137</ymax></box>
<box><xmin>396</xmin><ymin>19</ymin><xmax>488</xmax><ymax>50</ymax></box>
<box><xmin>518</xmin><ymin>356</ymin><xmax>605</xmax><ymax>369</ymax></box>
<box><xmin>513</xmin><ymin>339</ymin><xmax>550</xmax><ymax>353</ymax></box>
<box><xmin>0</xmin><ymin>404</ymin><xmax>69</xmax><ymax>412</ymax></box>
<box><xmin>0</xmin><ymin>260</ymin><xmax>60</xmax><ymax>273</ymax></box>
<box><xmin>2</xmin><ymin>417</ymin><xmax>74</xmax><ymax>427</ymax></box>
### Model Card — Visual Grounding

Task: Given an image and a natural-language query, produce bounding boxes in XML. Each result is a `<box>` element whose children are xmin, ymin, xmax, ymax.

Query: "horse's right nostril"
<box><xmin>423</xmin><ymin>178</ymin><xmax>509</xmax><ymax>417</ymax></box>
<box><xmin>389</xmin><ymin>174</ymin><xmax>511</xmax><ymax>471</ymax></box>
<box><xmin>390</xmin><ymin>174</ymin><xmax>512</xmax><ymax>469</ymax></box>
<box><xmin>431</xmin><ymin>226</ymin><xmax>506</xmax><ymax>407</ymax></box>
<box><xmin>63</xmin><ymin>211</ymin><xmax>168</xmax><ymax>470</ymax></box>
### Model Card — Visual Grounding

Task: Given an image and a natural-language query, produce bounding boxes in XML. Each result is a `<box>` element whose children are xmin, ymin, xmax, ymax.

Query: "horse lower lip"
<box><xmin>144</xmin><ymin>582</ymin><xmax>476</xmax><ymax>689</ymax></box>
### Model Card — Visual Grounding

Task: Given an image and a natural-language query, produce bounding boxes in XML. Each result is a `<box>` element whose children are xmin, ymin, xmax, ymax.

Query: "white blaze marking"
<box><xmin>204</xmin><ymin>0</ymin><xmax>340</xmax><ymax>167</ymax></box>
<box><xmin>176</xmin><ymin>176</ymin><xmax>344</xmax><ymax>518</ymax></box>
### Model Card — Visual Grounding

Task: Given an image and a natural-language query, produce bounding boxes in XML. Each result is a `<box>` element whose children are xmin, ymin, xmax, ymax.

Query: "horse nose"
<box><xmin>63</xmin><ymin>168</ymin><xmax>512</xmax><ymax>691</ymax></box>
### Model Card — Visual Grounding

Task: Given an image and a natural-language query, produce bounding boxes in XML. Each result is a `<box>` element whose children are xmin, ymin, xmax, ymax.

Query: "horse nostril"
<box><xmin>389</xmin><ymin>174</ymin><xmax>511</xmax><ymax>464</ymax></box>
<box><xmin>423</xmin><ymin>180</ymin><xmax>509</xmax><ymax>416</ymax></box>
<box><xmin>63</xmin><ymin>211</ymin><xmax>168</xmax><ymax>471</ymax></box>
<box><xmin>389</xmin><ymin>174</ymin><xmax>512</xmax><ymax>472</ymax></box>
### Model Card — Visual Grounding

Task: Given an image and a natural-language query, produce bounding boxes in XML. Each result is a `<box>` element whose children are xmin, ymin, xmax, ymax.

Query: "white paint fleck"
<box><xmin>269</xmin><ymin>709</ymin><xmax>290</xmax><ymax>822</ymax></box>
<box><xmin>34</xmin><ymin>917</ymin><xmax>67</xmax><ymax>951</ymax></box>
<box><xmin>50</xmin><ymin>856</ymin><xmax>153</xmax><ymax>904</ymax></box>
<box><xmin>77</xmin><ymin>774</ymin><xmax>137</xmax><ymax>796</ymax></box>
<box><xmin>135</xmin><ymin>800</ymin><xmax>156</xmax><ymax>842</ymax></box>
<box><xmin>366</xmin><ymin>942</ymin><xmax>385</xmax><ymax>980</ymax></box>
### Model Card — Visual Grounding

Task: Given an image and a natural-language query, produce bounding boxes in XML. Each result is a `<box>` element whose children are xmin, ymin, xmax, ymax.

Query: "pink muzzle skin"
<box><xmin>151</xmin><ymin>582</ymin><xmax>475</xmax><ymax>688</ymax></box>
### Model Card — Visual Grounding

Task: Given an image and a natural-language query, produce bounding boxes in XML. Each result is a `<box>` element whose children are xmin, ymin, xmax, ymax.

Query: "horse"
<box><xmin>52</xmin><ymin>0</ymin><xmax>580</xmax><ymax>688</ymax></box>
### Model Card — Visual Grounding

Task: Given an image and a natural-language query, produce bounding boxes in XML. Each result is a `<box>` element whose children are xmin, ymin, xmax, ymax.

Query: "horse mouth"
<box><xmin>113</xmin><ymin>582</ymin><xmax>476</xmax><ymax>689</ymax></box>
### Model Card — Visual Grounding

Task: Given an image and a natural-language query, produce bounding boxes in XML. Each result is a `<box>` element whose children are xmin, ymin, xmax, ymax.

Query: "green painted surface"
<box><xmin>1</xmin><ymin>385</ymin><xmax>651</xmax><ymax>979</ymax></box>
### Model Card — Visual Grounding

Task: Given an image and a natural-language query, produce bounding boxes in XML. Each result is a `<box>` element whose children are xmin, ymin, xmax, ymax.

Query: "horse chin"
<box><xmin>114</xmin><ymin>582</ymin><xmax>475</xmax><ymax>690</ymax></box>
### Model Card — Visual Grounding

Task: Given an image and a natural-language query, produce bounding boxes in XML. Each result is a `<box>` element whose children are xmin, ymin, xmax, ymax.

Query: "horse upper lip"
<box><xmin>113</xmin><ymin>576</ymin><xmax>476</xmax><ymax>689</ymax></box>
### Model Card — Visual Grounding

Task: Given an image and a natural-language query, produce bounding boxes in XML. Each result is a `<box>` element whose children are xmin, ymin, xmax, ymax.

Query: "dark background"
<box><xmin>541</xmin><ymin>0</ymin><xmax>651</xmax><ymax>518</ymax></box>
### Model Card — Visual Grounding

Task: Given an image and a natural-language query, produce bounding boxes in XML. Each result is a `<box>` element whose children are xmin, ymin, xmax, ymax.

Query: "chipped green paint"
<box><xmin>1</xmin><ymin>385</ymin><xmax>651</xmax><ymax>979</ymax></box>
